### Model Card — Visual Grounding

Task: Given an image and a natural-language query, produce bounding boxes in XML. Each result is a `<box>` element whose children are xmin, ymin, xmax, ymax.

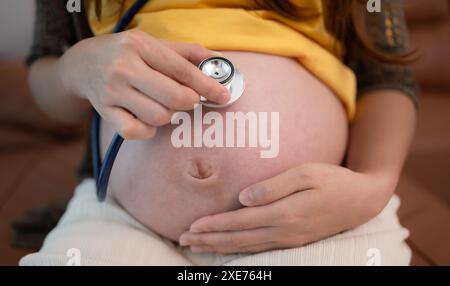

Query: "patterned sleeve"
<box><xmin>345</xmin><ymin>0</ymin><xmax>419</xmax><ymax>108</ymax></box>
<box><xmin>26</xmin><ymin>0</ymin><xmax>79</xmax><ymax>66</ymax></box>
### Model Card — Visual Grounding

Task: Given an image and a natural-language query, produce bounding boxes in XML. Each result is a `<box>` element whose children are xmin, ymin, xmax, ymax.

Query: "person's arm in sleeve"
<box><xmin>344</xmin><ymin>0</ymin><xmax>418</xmax><ymax>209</ymax></box>
<box><xmin>27</xmin><ymin>0</ymin><xmax>91</xmax><ymax>125</ymax></box>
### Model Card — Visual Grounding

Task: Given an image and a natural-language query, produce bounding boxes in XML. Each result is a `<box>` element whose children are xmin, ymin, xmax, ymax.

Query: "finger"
<box><xmin>179</xmin><ymin>227</ymin><xmax>277</xmax><ymax>254</ymax></box>
<box><xmin>129</xmin><ymin>62</ymin><xmax>199</xmax><ymax>111</ymax></box>
<box><xmin>138</xmin><ymin>38</ymin><xmax>230</xmax><ymax>104</ymax></box>
<box><xmin>160</xmin><ymin>40</ymin><xmax>223</xmax><ymax>65</ymax></box>
<box><xmin>239</xmin><ymin>166</ymin><xmax>315</xmax><ymax>207</ymax></box>
<box><xmin>189</xmin><ymin>205</ymin><xmax>278</xmax><ymax>233</ymax></box>
<box><xmin>103</xmin><ymin>106</ymin><xmax>157</xmax><ymax>140</ymax></box>
<box><xmin>237</xmin><ymin>241</ymin><xmax>280</xmax><ymax>254</ymax></box>
<box><xmin>115</xmin><ymin>87</ymin><xmax>174</xmax><ymax>127</ymax></box>
<box><xmin>190</xmin><ymin>243</ymin><xmax>278</xmax><ymax>254</ymax></box>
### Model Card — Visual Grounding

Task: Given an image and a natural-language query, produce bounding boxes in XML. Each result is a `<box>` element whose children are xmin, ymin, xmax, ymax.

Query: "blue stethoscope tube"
<box><xmin>92</xmin><ymin>0</ymin><xmax>150</xmax><ymax>201</ymax></box>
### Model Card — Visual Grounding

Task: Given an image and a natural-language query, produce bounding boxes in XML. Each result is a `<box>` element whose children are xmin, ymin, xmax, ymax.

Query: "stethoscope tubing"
<box><xmin>92</xmin><ymin>0</ymin><xmax>150</xmax><ymax>201</ymax></box>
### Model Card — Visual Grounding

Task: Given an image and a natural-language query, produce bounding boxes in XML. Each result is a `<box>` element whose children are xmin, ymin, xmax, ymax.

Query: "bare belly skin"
<box><xmin>100</xmin><ymin>51</ymin><xmax>349</xmax><ymax>241</ymax></box>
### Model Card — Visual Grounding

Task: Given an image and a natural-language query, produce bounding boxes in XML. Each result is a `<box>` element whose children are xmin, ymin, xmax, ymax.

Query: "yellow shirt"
<box><xmin>88</xmin><ymin>0</ymin><xmax>357</xmax><ymax>118</ymax></box>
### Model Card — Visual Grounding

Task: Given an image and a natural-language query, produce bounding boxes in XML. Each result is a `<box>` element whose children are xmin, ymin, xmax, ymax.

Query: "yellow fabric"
<box><xmin>87</xmin><ymin>0</ymin><xmax>356</xmax><ymax>118</ymax></box>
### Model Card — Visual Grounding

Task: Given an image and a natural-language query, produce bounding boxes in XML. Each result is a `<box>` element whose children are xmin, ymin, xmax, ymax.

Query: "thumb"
<box><xmin>239</xmin><ymin>166</ymin><xmax>314</xmax><ymax>207</ymax></box>
<box><xmin>160</xmin><ymin>40</ymin><xmax>224</xmax><ymax>65</ymax></box>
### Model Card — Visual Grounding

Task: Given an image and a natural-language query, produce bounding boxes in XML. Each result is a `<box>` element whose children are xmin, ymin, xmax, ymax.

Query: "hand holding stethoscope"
<box><xmin>85</xmin><ymin>33</ymin><xmax>231</xmax><ymax>140</ymax></box>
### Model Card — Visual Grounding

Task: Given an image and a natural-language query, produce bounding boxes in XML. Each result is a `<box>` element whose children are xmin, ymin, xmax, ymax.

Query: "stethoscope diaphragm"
<box><xmin>198</xmin><ymin>56</ymin><xmax>245</xmax><ymax>108</ymax></box>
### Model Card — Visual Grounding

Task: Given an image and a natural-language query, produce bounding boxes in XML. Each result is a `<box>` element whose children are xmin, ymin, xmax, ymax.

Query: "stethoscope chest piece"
<box><xmin>198</xmin><ymin>56</ymin><xmax>245</xmax><ymax>108</ymax></box>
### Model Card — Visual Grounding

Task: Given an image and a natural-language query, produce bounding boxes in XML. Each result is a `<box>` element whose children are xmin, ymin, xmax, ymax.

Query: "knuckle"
<box><xmin>167</xmin><ymin>88</ymin><xmax>188</xmax><ymax>109</ymax></box>
<box><xmin>172</xmin><ymin>63</ymin><xmax>193</xmax><ymax>83</ymax></box>
<box><xmin>143</xmin><ymin>126</ymin><xmax>157</xmax><ymax>139</ymax></box>
<box><xmin>188</xmin><ymin>44</ymin><xmax>206</xmax><ymax>57</ymax></box>
<box><xmin>167</xmin><ymin>93</ymin><xmax>183</xmax><ymax>109</ymax></box>
<box><xmin>117</xmin><ymin>35</ymin><xmax>134</xmax><ymax>51</ymax></box>
<box><xmin>120</xmin><ymin>120</ymin><xmax>140</xmax><ymax>139</ymax></box>
<box><xmin>201</xmin><ymin>82</ymin><xmax>218</xmax><ymax>98</ymax></box>
<box><xmin>151</xmin><ymin>110</ymin><xmax>171</xmax><ymax>126</ymax></box>
<box><xmin>99</xmin><ymin>87</ymin><xmax>117</xmax><ymax>106</ymax></box>
<box><xmin>111</xmin><ymin>59</ymin><xmax>129</xmax><ymax>76</ymax></box>
<box><xmin>119</xmin><ymin>30</ymin><xmax>144</xmax><ymax>48</ymax></box>
<box><xmin>295</xmin><ymin>165</ymin><xmax>315</xmax><ymax>185</ymax></box>
<box><xmin>105</xmin><ymin>60</ymin><xmax>130</xmax><ymax>84</ymax></box>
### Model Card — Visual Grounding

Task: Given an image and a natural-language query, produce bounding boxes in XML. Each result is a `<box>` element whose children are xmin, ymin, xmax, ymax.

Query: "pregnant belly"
<box><xmin>101</xmin><ymin>51</ymin><xmax>349</xmax><ymax>241</ymax></box>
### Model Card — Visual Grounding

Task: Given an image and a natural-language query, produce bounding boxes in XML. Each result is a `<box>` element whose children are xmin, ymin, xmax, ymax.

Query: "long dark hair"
<box><xmin>93</xmin><ymin>0</ymin><xmax>417</xmax><ymax>63</ymax></box>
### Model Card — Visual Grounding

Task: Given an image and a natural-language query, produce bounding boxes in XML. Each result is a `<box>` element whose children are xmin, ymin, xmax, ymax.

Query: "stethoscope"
<box><xmin>92</xmin><ymin>0</ymin><xmax>245</xmax><ymax>201</ymax></box>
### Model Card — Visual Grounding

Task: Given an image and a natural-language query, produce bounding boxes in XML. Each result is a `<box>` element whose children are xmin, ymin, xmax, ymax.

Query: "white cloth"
<box><xmin>20</xmin><ymin>179</ymin><xmax>411</xmax><ymax>266</ymax></box>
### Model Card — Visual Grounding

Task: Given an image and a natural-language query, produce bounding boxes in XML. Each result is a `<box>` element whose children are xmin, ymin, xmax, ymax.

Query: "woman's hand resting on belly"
<box><xmin>179</xmin><ymin>163</ymin><xmax>397</xmax><ymax>254</ymax></box>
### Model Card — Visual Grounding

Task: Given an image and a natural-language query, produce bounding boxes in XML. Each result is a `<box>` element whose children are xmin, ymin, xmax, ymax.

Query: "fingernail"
<box><xmin>239</xmin><ymin>188</ymin><xmax>255</xmax><ymax>205</ymax></box>
<box><xmin>217</xmin><ymin>92</ymin><xmax>230</xmax><ymax>104</ymax></box>
<box><xmin>241</xmin><ymin>185</ymin><xmax>267</xmax><ymax>205</ymax></box>
<box><xmin>251</xmin><ymin>185</ymin><xmax>266</xmax><ymax>202</ymax></box>
<box><xmin>220</xmin><ymin>92</ymin><xmax>230</xmax><ymax>103</ymax></box>
<box><xmin>179</xmin><ymin>237</ymin><xmax>189</xmax><ymax>246</ymax></box>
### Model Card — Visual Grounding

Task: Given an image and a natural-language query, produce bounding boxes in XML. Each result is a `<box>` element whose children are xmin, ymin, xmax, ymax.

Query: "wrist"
<box><xmin>57</xmin><ymin>49</ymin><xmax>79</xmax><ymax>99</ymax></box>
<box><xmin>359</xmin><ymin>170</ymin><xmax>399</xmax><ymax>220</ymax></box>
<box><xmin>55</xmin><ymin>54</ymin><xmax>92</xmax><ymax>120</ymax></box>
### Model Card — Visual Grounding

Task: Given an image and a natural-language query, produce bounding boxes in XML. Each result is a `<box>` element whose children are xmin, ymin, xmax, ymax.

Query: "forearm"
<box><xmin>346</xmin><ymin>90</ymin><xmax>417</xmax><ymax>195</ymax></box>
<box><xmin>28</xmin><ymin>57</ymin><xmax>91</xmax><ymax>125</ymax></box>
